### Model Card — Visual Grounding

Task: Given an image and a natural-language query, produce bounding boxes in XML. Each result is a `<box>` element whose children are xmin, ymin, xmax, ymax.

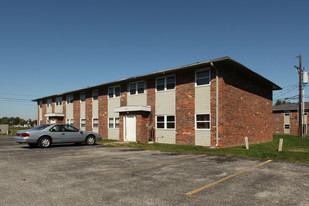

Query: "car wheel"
<box><xmin>28</xmin><ymin>143</ymin><xmax>37</xmax><ymax>148</ymax></box>
<box><xmin>85</xmin><ymin>135</ymin><xmax>95</xmax><ymax>145</ymax></box>
<box><xmin>39</xmin><ymin>137</ymin><xmax>51</xmax><ymax>148</ymax></box>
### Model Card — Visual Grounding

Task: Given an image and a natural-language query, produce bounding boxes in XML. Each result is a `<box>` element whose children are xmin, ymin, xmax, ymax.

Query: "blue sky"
<box><xmin>0</xmin><ymin>0</ymin><xmax>308</xmax><ymax>120</ymax></box>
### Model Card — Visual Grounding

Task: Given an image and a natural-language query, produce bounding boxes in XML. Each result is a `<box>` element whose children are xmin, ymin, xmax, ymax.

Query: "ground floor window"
<box><xmin>156</xmin><ymin>115</ymin><xmax>175</xmax><ymax>129</ymax></box>
<box><xmin>80</xmin><ymin>119</ymin><xmax>86</xmax><ymax>127</ymax></box>
<box><xmin>284</xmin><ymin>124</ymin><xmax>290</xmax><ymax>130</ymax></box>
<box><xmin>66</xmin><ymin>119</ymin><xmax>74</xmax><ymax>125</ymax></box>
<box><xmin>196</xmin><ymin>114</ymin><xmax>210</xmax><ymax>129</ymax></box>
<box><xmin>109</xmin><ymin>117</ymin><xmax>119</xmax><ymax>128</ymax></box>
<box><xmin>93</xmin><ymin>118</ymin><xmax>98</xmax><ymax>128</ymax></box>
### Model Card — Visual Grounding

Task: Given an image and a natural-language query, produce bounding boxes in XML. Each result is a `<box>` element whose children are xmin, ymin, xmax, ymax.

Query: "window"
<box><xmin>55</xmin><ymin>97</ymin><xmax>62</xmax><ymax>106</ymax></box>
<box><xmin>47</xmin><ymin>99</ymin><xmax>52</xmax><ymax>107</ymax></box>
<box><xmin>196</xmin><ymin>70</ymin><xmax>210</xmax><ymax>86</ymax></box>
<box><xmin>92</xmin><ymin>90</ymin><xmax>98</xmax><ymax>100</ymax></box>
<box><xmin>80</xmin><ymin>93</ymin><xmax>86</xmax><ymax>102</ymax></box>
<box><xmin>284</xmin><ymin>112</ymin><xmax>290</xmax><ymax>116</ymax></box>
<box><xmin>66</xmin><ymin>119</ymin><xmax>74</xmax><ymax>125</ymax></box>
<box><xmin>196</xmin><ymin>114</ymin><xmax>210</xmax><ymax>129</ymax></box>
<box><xmin>80</xmin><ymin>119</ymin><xmax>86</xmax><ymax>127</ymax></box>
<box><xmin>40</xmin><ymin>120</ymin><xmax>42</xmax><ymax>125</ymax></box>
<box><xmin>108</xmin><ymin>86</ymin><xmax>120</xmax><ymax>98</ymax></box>
<box><xmin>285</xmin><ymin>124</ymin><xmax>290</xmax><ymax>130</ymax></box>
<box><xmin>63</xmin><ymin>125</ymin><xmax>79</xmax><ymax>132</ymax></box>
<box><xmin>109</xmin><ymin>117</ymin><xmax>119</xmax><ymax>128</ymax></box>
<box><xmin>156</xmin><ymin>76</ymin><xmax>175</xmax><ymax>91</ymax></box>
<box><xmin>129</xmin><ymin>81</ymin><xmax>145</xmax><ymax>95</ymax></box>
<box><xmin>93</xmin><ymin>118</ymin><xmax>98</xmax><ymax>128</ymax></box>
<box><xmin>39</xmin><ymin>101</ymin><xmax>42</xmax><ymax>108</ymax></box>
<box><xmin>156</xmin><ymin>115</ymin><xmax>175</xmax><ymax>129</ymax></box>
<box><xmin>66</xmin><ymin>95</ymin><xmax>73</xmax><ymax>104</ymax></box>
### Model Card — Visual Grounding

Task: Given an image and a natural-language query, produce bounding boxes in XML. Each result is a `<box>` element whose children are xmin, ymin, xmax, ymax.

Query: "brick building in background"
<box><xmin>273</xmin><ymin>102</ymin><xmax>309</xmax><ymax>135</ymax></box>
<box><xmin>33</xmin><ymin>57</ymin><xmax>281</xmax><ymax>147</ymax></box>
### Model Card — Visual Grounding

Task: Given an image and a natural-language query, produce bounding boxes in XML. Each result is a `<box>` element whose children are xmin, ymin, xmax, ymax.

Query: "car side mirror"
<box><xmin>79</xmin><ymin>130</ymin><xmax>83</xmax><ymax>134</ymax></box>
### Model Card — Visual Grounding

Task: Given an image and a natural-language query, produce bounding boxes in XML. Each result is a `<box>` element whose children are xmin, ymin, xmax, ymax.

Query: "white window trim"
<box><xmin>195</xmin><ymin>113</ymin><xmax>211</xmax><ymax>130</ymax></box>
<box><xmin>92</xmin><ymin>89</ymin><xmax>99</xmax><ymax>101</ymax></box>
<box><xmin>92</xmin><ymin>118</ymin><xmax>99</xmax><ymax>128</ymax></box>
<box><xmin>155</xmin><ymin>115</ymin><xmax>176</xmax><ymax>130</ymax></box>
<box><xmin>108</xmin><ymin>85</ymin><xmax>121</xmax><ymax>99</ymax></box>
<box><xmin>80</xmin><ymin>118</ymin><xmax>86</xmax><ymax>128</ymax></box>
<box><xmin>155</xmin><ymin>75</ymin><xmax>176</xmax><ymax>92</ymax></box>
<box><xmin>108</xmin><ymin>117</ymin><xmax>120</xmax><ymax>129</ymax></box>
<box><xmin>284</xmin><ymin>124</ymin><xmax>290</xmax><ymax>130</ymax></box>
<box><xmin>80</xmin><ymin>92</ymin><xmax>86</xmax><ymax>102</ymax></box>
<box><xmin>195</xmin><ymin>67</ymin><xmax>211</xmax><ymax>87</ymax></box>
<box><xmin>128</xmin><ymin>81</ymin><xmax>146</xmax><ymax>95</ymax></box>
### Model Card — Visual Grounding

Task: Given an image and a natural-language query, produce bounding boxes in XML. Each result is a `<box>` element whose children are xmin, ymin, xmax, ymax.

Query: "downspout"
<box><xmin>211</xmin><ymin>62</ymin><xmax>219</xmax><ymax>147</ymax></box>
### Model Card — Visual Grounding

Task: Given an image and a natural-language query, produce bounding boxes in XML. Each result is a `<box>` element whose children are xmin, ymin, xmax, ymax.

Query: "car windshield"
<box><xmin>31</xmin><ymin>124</ymin><xmax>51</xmax><ymax>130</ymax></box>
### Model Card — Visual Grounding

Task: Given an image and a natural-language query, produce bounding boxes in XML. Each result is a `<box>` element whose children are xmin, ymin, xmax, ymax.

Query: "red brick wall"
<box><xmin>215</xmin><ymin>64</ymin><xmax>273</xmax><ymax>147</ymax></box>
<box><xmin>290</xmin><ymin>111</ymin><xmax>299</xmax><ymax>134</ymax></box>
<box><xmin>273</xmin><ymin>112</ymin><xmax>284</xmax><ymax>134</ymax></box>
<box><xmin>52</xmin><ymin>100</ymin><xmax>55</xmax><ymax>113</ymax></box>
<box><xmin>62</xmin><ymin>97</ymin><xmax>66</xmax><ymax>124</ymax></box>
<box><xmin>37</xmin><ymin>103</ymin><xmax>40</xmax><ymax>124</ymax></box>
<box><xmin>119</xmin><ymin>83</ymin><xmax>127</xmax><ymax>141</ymax></box>
<box><xmin>176</xmin><ymin>71</ymin><xmax>195</xmax><ymax>145</ymax></box>
<box><xmin>42</xmin><ymin>100</ymin><xmax>46</xmax><ymax>124</ymax></box>
<box><xmin>85</xmin><ymin>90</ymin><xmax>93</xmax><ymax>131</ymax></box>
<box><xmin>99</xmin><ymin>87</ymin><xmax>108</xmax><ymax>139</ymax></box>
<box><xmin>73</xmin><ymin>93</ymin><xmax>80</xmax><ymax>129</ymax></box>
<box><xmin>147</xmin><ymin>78</ymin><xmax>156</xmax><ymax>142</ymax></box>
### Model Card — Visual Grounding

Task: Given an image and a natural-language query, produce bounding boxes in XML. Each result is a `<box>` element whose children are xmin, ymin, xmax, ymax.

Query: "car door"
<box><xmin>48</xmin><ymin>125</ymin><xmax>63</xmax><ymax>143</ymax></box>
<box><xmin>61</xmin><ymin>125</ymin><xmax>84</xmax><ymax>143</ymax></box>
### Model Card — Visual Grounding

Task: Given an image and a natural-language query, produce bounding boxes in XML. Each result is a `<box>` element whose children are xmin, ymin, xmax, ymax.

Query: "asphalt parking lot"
<box><xmin>1</xmin><ymin>135</ymin><xmax>309</xmax><ymax>206</ymax></box>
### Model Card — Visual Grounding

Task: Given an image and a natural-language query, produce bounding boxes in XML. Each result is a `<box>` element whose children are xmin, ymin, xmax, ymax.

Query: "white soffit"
<box><xmin>114</xmin><ymin>106</ymin><xmax>151</xmax><ymax>113</ymax></box>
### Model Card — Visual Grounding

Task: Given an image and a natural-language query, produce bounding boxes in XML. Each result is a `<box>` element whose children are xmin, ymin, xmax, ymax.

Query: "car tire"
<box><xmin>39</xmin><ymin>136</ymin><xmax>52</xmax><ymax>148</ymax></box>
<box><xmin>85</xmin><ymin>135</ymin><xmax>95</xmax><ymax>145</ymax></box>
<box><xmin>28</xmin><ymin>143</ymin><xmax>37</xmax><ymax>148</ymax></box>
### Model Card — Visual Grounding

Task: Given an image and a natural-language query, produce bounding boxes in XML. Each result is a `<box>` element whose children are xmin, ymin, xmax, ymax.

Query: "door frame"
<box><xmin>124</xmin><ymin>115</ymin><xmax>136</xmax><ymax>142</ymax></box>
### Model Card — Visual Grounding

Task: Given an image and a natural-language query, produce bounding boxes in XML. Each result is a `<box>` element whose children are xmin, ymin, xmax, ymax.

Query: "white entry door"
<box><xmin>125</xmin><ymin>115</ymin><xmax>136</xmax><ymax>142</ymax></box>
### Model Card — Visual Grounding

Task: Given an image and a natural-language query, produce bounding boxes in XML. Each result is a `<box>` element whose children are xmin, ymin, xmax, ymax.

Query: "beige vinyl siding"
<box><xmin>108</xmin><ymin>129</ymin><xmax>119</xmax><ymax>140</ymax></box>
<box><xmin>156</xmin><ymin>130</ymin><xmax>176</xmax><ymax>144</ymax></box>
<box><xmin>127</xmin><ymin>93</ymin><xmax>147</xmax><ymax>106</ymax></box>
<box><xmin>92</xmin><ymin>99</ymin><xmax>98</xmax><ymax>133</ymax></box>
<box><xmin>108</xmin><ymin>97</ymin><xmax>120</xmax><ymax>139</ymax></box>
<box><xmin>195</xmin><ymin>86</ymin><xmax>211</xmax><ymax>114</ymax></box>
<box><xmin>66</xmin><ymin>97</ymin><xmax>74</xmax><ymax>123</ymax></box>
<box><xmin>284</xmin><ymin>113</ymin><xmax>290</xmax><ymax>134</ymax></box>
<box><xmin>39</xmin><ymin>101</ymin><xmax>42</xmax><ymax>124</ymax></box>
<box><xmin>195</xmin><ymin>130</ymin><xmax>211</xmax><ymax>146</ymax></box>
<box><xmin>155</xmin><ymin>90</ymin><xmax>175</xmax><ymax>115</ymax></box>
<box><xmin>46</xmin><ymin>99</ymin><xmax>52</xmax><ymax>113</ymax></box>
<box><xmin>195</xmin><ymin>75</ymin><xmax>211</xmax><ymax>146</ymax></box>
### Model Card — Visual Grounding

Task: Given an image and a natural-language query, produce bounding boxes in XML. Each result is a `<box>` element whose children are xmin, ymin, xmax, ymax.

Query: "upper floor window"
<box><xmin>129</xmin><ymin>81</ymin><xmax>145</xmax><ymax>95</ymax></box>
<box><xmin>284</xmin><ymin>112</ymin><xmax>290</xmax><ymax>116</ymax></box>
<box><xmin>156</xmin><ymin>76</ymin><xmax>175</xmax><ymax>91</ymax></box>
<box><xmin>66</xmin><ymin>95</ymin><xmax>73</xmax><ymax>104</ymax></box>
<box><xmin>47</xmin><ymin>99</ymin><xmax>52</xmax><ymax>107</ymax></box>
<box><xmin>55</xmin><ymin>97</ymin><xmax>62</xmax><ymax>106</ymax></box>
<box><xmin>39</xmin><ymin>101</ymin><xmax>42</xmax><ymax>108</ymax></box>
<box><xmin>108</xmin><ymin>86</ymin><xmax>120</xmax><ymax>98</ymax></box>
<box><xmin>80</xmin><ymin>93</ymin><xmax>86</xmax><ymax>102</ymax></box>
<box><xmin>196</xmin><ymin>70</ymin><xmax>210</xmax><ymax>86</ymax></box>
<box><xmin>92</xmin><ymin>90</ymin><xmax>98</xmax><ymax>100</ymax></box>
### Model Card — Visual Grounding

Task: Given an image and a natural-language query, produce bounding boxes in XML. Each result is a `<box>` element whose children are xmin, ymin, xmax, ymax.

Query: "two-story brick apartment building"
<box><xmin>273</xmin><ymin>102</ymin><xmax>309</xmax><ymax>135</ymax></box>
<box><xmin>33</xmin><ymin>57</ymin><xmax>281</xmax><ymax>147</ymax></box>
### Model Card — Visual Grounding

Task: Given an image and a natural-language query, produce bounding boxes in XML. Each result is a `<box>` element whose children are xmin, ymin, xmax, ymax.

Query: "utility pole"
<box><xmin>295</xmin><ymin>55</ymin><xmax>303</xmax><ymax>137</ymax></box>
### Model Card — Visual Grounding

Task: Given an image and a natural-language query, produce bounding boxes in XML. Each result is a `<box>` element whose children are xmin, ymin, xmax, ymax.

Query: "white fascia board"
<box><xmin>114</xmin><ymin>106</ymin><xmax>151</xmax><ymax>113</ymax></box>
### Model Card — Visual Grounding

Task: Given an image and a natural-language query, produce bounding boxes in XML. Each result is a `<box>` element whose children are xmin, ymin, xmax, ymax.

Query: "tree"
<box><xmin>275</xmin><ymin>99</ymin><xmax>289</xmax><ymax>106</ymax></box>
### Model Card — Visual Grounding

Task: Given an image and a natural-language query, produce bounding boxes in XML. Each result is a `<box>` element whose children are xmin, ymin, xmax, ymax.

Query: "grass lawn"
<box><xmin>98</xmin><ymin>134</ymin><xmax>309</xmax><ymax>163</ymax></box>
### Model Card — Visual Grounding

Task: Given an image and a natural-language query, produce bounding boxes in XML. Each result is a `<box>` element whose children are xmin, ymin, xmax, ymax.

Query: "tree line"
<box><xmin>0</xmin><ymin>117</ymin><xmax>37</xmax><ymax>127</ymax></box>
